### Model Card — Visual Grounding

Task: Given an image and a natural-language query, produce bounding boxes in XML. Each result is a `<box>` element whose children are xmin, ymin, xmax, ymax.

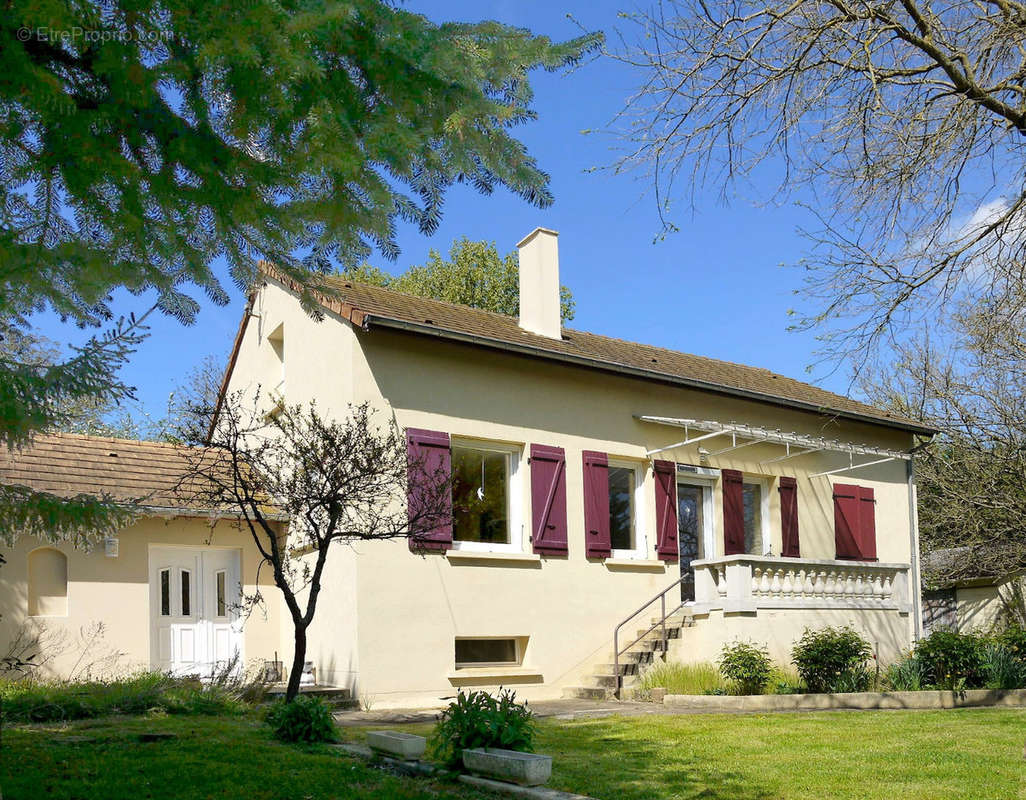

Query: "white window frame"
<box><xmin>454</xmin><ymin>637</ymin><xmax>523</xmax><ymax>669</ymax></box>
<box><xmin>449</xmin><ymin>438</ymin><xmax>524</xmax><ymax>554</ymax></box>
<box><xmin>178</xmin><ymin>567</ymin><xmax>194</xmax><ymax>618</ymax></box>
<box><xmin>675</xmin><ymin>466</ymin><xmax>718</xmax><ymax>562</ymax></box>
<box><xmin>608</xmin><ymin>458</ymin><xmax>647</xmax><ymax>560</ymax></box>
<box><xmin>214</xmin><ymin>569</ymin><xmax>228</xmax><ymax>619</ymax></box>
<box><xmin>742</xmin><ymin>477</ymin><xmax>772</xmax><ymax>556</ymax></box>
<box><xmin>159</xmin><ymin>567</ymin><xmax>172</xmax><ymax>617</ymax></box>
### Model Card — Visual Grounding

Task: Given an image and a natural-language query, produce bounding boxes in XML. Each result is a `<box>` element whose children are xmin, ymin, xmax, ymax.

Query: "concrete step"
<box><xmin>265</xmin><ymin>686</ymin><xmax>356</xmax><ymax>708</ymax></box>
<box><xmin>561</xmin><ymin>686</ymin><xmax>612</xmax><ymax>700</ymax></box>
<box><xmin>593</xmin><ymin>663</ymin><xmax>639</xmax><ymax>676</ymax></box>
<box><xmin>635</xmin><ymin>626</ymin><xmax>682</xmax><ymax>640</ymax></box>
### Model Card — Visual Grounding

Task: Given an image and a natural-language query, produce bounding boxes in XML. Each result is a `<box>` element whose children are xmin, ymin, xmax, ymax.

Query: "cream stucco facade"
<box><xmin>217</xmin><ymin>275</ymin><xmax>923</xmax><ymax>708</ymax></box>
<box><xmin>0</xmin><ymin>516</ymin><xmax>284</xmax><ymax>680</ymax></box>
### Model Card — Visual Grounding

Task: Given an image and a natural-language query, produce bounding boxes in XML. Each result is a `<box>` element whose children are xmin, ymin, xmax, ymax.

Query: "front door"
<box><xmin>150</xmin><ymin>547</ymin><xmax>242</xmax><ymax>677</ymax></box>
<box><xmin>677</xmin><ymin>484</ymin><xmax>705</xmax><ymax>601</ymax></box>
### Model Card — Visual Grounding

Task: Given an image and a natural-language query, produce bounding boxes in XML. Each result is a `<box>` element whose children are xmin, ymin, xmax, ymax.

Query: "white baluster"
<box><xmin>760</xmin><ymin>568</ymin><xmax>772</xmax><ymax>595</ymax></box>
<box><xmin>717</xmin><ymin>566</ymin><xmax>727</xmax><ymax>597</ymax></box>
<box><xmin>824</xmin><ymin>571</ymin><xmax>836</xmax><ymax>597</ymax></box>
<box><xmin>814</xmin><ymin>571</ymin><xmax>826</xmax><ymax>596</ymax></box>
<box><xmin>752</xmin><ymin>567</ymin><xmax>763</xmax><ymax>596</ymax></box>
<box><xmin>770</xmin><ymin>569</ymin><xmax>783</xmax><ymax>596</ymax></box>
<box><xmin>781</xmin><ymin>569</ymin><xmax>794</xmax><ymax>598</ymax></box>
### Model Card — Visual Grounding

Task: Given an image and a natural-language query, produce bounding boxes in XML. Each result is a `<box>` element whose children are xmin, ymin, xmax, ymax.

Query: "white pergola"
<box><xmin>636</xmin><ymin>415</ymin><xmax>912</xmax><ymax>478</ymax></box>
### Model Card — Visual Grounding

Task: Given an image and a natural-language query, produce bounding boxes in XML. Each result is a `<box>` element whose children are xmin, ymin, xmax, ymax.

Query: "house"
<box><xmin>1</xmin><ymin>227</ymin><xmax>933</xmax><ymax>706</ymax></box>
<box><xmin>0</xmin><ymin>434</ymin><xmax>283</xmax><ymax>679</ymax></box>
<box><xmin>216</xmin><ymin>227</ymin><xmax>932</xmax><ymax>706</ymax></box>
<box><xmin>921</xmin><ymin>546</ymin><xmax>1025</xmax><ymax>634</ymax></box>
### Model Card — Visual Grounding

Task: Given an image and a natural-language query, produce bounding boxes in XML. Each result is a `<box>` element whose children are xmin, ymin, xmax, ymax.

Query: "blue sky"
<box><xmin>29</xmin><ymin>0</ymin><xmax>844</xmax><ymax>420</ymax></box>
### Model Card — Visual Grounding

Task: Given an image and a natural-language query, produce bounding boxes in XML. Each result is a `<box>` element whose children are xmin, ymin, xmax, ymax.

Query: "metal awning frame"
<box><xmin>638</xmin><ymin>415</ymin><xmax>911</xmax><ymax>476</ymax></box>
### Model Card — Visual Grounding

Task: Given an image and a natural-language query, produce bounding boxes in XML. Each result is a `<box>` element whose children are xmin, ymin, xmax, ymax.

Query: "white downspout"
<box><xmin>907</xmin><ymin>458</ymin><xmax>924</xmax><ymax>643</ymax></box>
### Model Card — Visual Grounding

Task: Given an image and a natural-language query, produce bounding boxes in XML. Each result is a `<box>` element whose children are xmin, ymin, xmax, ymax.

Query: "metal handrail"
<box><xmin>612</xmin><ymin>574</ymin><xmax>691</xmax><ymax>698</ymax></box>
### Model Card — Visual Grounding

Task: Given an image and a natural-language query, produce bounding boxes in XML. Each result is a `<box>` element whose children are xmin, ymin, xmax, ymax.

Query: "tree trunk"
<box><xmin>285</xmin><ymin>624</ymin><xmax>307</xmax><ymax>703</ymax></box>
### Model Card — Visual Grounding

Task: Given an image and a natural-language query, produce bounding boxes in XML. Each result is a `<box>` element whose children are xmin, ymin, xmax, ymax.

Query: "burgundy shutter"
<box><xmin>406</xmin><ymin>428</ymin><xmax>452</xmax><ymax>552</ymax></box>
<box><xmin>530</xmin><ymin>445</ymin><xmax>568</xmax><ymax>556</ymax></box>
<box><xmin>833</xmin><ymin>483</ymin><xmax>861</xmax><ymax>559</ymax></box>
<box><xmin>779</xmin><ymin>476</ymin><xmax>800</xmax><ymax>558</ymax></box>
<box><xmin>654</xmin><ymin>460</ymin><xmax>678</xmax><ymax>561</ymax></box>
<box><xmin>722</xmin><ymin>469</ymin><xmax>745</xmax><ymax>555</ymax></box>
<box><xmin>582</xmin><ymin>451</ymin><xmax>611</xmax><ymax>558</ymax></box>
<box><xmin>857</xmin><ymin>486</ymin><xmax>877</xmax><ymax>560</ymax></box>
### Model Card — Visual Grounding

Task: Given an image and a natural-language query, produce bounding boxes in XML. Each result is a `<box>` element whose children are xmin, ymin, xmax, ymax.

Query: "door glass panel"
<box><xmin>216</xmin><ymin>571</ymin><xmax>226</xmax><ymax>617</ymax></box>
<box><xmin>743</xmin><ymin>483</ymin><xmax>762</xmax><ymax>554</ymax></box>
<box><xmin>159</xmin><ymin>569</ymin><xmax>171</xmax><ymax>616</ymax></box>
<box><xmin>677</xmin><ymin>485</ymin><xmax>703</xmax><ymax>601</ymax></box>
<box><xmin>181</xmin><ymin>570</ymin><xmax>191</xmax><ymax>616</ymax></box>
<box><xmin>608</xmin><ymin>466</ymin><xmax>635</xmax><ymax>550</ymax></box>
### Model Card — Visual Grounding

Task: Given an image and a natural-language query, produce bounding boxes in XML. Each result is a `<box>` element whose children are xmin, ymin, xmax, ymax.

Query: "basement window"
<box><xmin>455</xmin><ymin>638</ymin><xmax>521</xmax><ymax>669</ymax></box>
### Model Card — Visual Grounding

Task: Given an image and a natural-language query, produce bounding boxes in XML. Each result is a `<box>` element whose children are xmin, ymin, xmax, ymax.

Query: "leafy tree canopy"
<box><xmin>1</xmin><ymin>0</ymin><xmax>599</xmax><ymax>545</ymax></box>
<box><xmin>345</xmin><ymin>237</ymin><xmax>576</xmax><ymax>321</ymax></box>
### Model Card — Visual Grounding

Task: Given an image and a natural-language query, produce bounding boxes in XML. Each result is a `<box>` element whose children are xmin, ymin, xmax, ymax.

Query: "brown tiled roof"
<box><xmin>255</xmin><ymin>267</ymin><xmax>930</xmax><ymax>435</ymax></box>
<box><xmin>0</xmin><ymin>433</ymin><xmax>243</xmax><ymax>516</ymax></box>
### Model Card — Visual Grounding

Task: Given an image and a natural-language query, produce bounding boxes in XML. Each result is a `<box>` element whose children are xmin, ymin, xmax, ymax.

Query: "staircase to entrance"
<box><xmin>562</xmin><ymin>575</ymin><xmax>695</xmax><ymax>700</ymax></box>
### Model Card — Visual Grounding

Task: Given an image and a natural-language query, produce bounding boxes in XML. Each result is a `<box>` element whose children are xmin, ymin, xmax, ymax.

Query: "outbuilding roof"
<box><xmin>0</xmin><ymin>432</ymin><xmax>252</xmax><ymax>518</ymax></box>
<box><xmin>231</xmin><ymin>266</ymin><xmax>934</xmax><ymax>437</ymax></box>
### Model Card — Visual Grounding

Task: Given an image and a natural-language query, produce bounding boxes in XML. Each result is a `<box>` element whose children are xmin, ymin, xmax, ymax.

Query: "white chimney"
<box><xmin>517</xmin><ymin>227</ymin><xmax>562</xmax><ymax>340</ymax></box>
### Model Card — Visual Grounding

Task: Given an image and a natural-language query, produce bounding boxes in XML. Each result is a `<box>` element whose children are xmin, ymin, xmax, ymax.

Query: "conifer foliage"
<box><xmin>0</xmin><ymin>1</ymin><xmax>600</xmax><ymax>544</ymax></box>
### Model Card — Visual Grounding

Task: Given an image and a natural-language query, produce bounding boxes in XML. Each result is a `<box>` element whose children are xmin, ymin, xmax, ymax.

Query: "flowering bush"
<box><xmin>913</xmin><ymin>630</ymin><xmax>986</xmax><ymax>690</ymax></box>
<box><xmin>791</xmin><ymin>626</ymin><xmax>873</xmax><ymax>693</ymax></box>
<box><xmin>717</xmin><ymin>641</ymin><xmax>772</xmax><ymax>695</ymax></box>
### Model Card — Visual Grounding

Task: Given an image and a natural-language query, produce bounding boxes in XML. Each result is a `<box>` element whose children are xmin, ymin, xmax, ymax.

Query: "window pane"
<box><xmin>743</xmin><ymin>484</ymin><xmax>762</xmax><ymax>554</ymax></box>
<box><xmin>609</xmin><ymin>466</ymin><xmax>635</xmax><ymax>551</ymax></box>
<box><xmin>181</xmin><ymin>570</ymin><xmax>191</xmax><ymax>616</ymax></box>
<box><xmin>455</xmin><ymin>639</ymin><xmax>518</xmax><ymax>666</ymax></box>
<box><xmin>160</xmin><ymin>569</ymin><xmax>170</xmax><ymax>617</ymax></box>
<box><xmin>452</xmin><ymin>446</ymin><xmax>510</xmax><ymax>543</ymax></box>
<box><xmin>216</xmin><ymin>571</ymin><xmax>226</xmax><ymax>617</ymax></box>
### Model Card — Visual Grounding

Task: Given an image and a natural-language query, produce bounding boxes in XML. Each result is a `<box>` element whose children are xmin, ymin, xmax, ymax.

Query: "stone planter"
<box><xmin>461</xmin><ymin>747</ymin><xmax>552</xmax><ymax>786</ymax></box>
<box><xmin>366</xmin><ymin>730</ymin><xmax>427</xmax><ymax>761</ymax></box>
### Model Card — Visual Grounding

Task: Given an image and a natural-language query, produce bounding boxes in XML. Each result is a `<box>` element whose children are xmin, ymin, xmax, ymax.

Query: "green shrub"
<box><xmin>638</xmin><ymin>661</ymin><xmax>725</xmax><ymax>695</ymax></box>
<box><xmin>914</xmin><ymin>630</ymin><xmax>986</xmax><ymax>689</ymax></box>
<box><xmin>980</xmin><ymin>643</ymin><xmax>1025</xmax><ymax>690</ymax></box>
<box><xmin>717</xmin><ymin>641</ymin><xmax>772</xmax><ymax>695</ymax></box>
<box><xmin>996</xmin><ymin>627</ymin><xmax>1026</xmax><ymax>667</ymax></box>
<box><xmin>265</xmin><ymin>695</ymin><xmax>338</xmax><ymax>743</ymax></box>
<box><xmin>0</xmin><ymin>672</ymin><xmax>247</xmax><ymax>723</ymax></box>
<box><xmin>884</xmin><ymin>653</ymin><xmax>927</xmax><ymax>691</ymax></box>
<box><xmin>768</xmin><ymin>667</ymin><xmax>805</xmax><ymax>695</ymax></box>
<box><xmin>791</xmin><ymin>626</ymin><xmax>872</xmax><ymax>693</ymax></box>
<box><xmin>429</xmin><ymin>689</ymin><xmax>535</xmax><ymax>768</ymax></box>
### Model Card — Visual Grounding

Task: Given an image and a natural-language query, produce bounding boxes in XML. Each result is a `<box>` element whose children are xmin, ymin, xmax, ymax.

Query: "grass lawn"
<box><xmin>1</xmin><ymin>714</ymin><xmax>483</xmax><ymax>800</ymax></box>
<box><xmin>362</xmin><ymin>708</ymin><xmax>1026</xmax><ymax>800</ymax></box>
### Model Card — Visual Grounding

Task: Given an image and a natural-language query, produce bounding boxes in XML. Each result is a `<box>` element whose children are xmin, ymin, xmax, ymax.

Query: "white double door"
<box><xmin>149</xmin><ymin>547</ymin><xmax>243</xmax><ymax>677</ymax></box>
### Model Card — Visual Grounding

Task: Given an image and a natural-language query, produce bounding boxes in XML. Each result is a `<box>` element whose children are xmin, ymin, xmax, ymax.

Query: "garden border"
<box><xmin>661</xmin><ymin>687</ymin><xmax>1026</xmax><ymax>712</ymax></box>
<box><xmin>333</xmin><ymin>743</ymin><xmax>597</xmax><ymax>800</ymax></box>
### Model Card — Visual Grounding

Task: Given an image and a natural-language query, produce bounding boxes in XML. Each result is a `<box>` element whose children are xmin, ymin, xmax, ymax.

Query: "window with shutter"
<box><xmin>722</xmin><ymin>469</ymin><xmax>745</xmax><ymax>555</ymax></box>
<box><xmin>779</xmin><ymin>476</ymin><xmax>800</xmax><ymax>558</ymax></box>
<box><xmin>530</xmin><ymin>445</ymin><xmax>568</xmax><ymax>555</ymax></box>
<box><xmin>582</xmin><ymin>451</ymin><xmax>611</xmax><ymax>558</ymax></box>
<box><xmin>654</xmin><ymin>460</ymin><xmax>678</xmax><ymax>561</ymax></box>
<box><xmin>406</xmin><ymin>428</ymin><xmax>453</xmax><ymax>552</ymax></box>
<box><xmin>833</xmin><ymin>483</ymin><xmax>876</xmax><ymax>560</ymax></box>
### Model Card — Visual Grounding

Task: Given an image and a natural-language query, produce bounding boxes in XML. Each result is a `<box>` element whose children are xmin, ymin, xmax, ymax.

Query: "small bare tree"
<box><xmin>608</xmin><ymin>0</ymin><xmax>1026</xmax><ymax>365</ymax></box>
<box><xmin>181</xmin><ymin>393</ymin><xmax>449</xmax><ymax>701</ymax></box>
<box><xmin>861</xmin><ymin>288</ymin><xmax>1026</xmax><ymax>585</ymax></box>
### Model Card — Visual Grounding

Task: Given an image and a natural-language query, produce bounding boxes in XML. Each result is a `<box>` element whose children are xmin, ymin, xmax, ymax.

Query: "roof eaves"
<box><xmin>363</xmin><ymin>314</ymin><xmax>938</xmax><ymax>437</ymax></box>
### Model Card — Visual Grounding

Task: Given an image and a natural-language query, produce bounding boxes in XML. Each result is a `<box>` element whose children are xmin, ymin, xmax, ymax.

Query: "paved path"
<box><xmin>334</xmin><ymin>698</ymin><xmax>726</xmax><ymax>727</ymax></box>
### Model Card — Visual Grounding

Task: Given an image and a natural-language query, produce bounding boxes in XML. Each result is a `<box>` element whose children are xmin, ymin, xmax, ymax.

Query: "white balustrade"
<box><xmin>691</xmin><ymin>555</ymin><xmax>912</xmax><ymax>614</ymax></box>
